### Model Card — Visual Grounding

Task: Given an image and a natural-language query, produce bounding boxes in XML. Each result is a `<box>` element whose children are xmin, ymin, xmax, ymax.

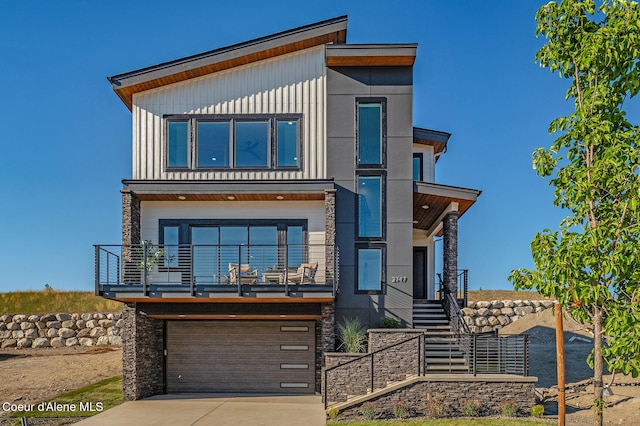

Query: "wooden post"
<box><xmin>556</xmin><ymin>303</ymin><xmax>566</xmax><ymax>426</ymax></box>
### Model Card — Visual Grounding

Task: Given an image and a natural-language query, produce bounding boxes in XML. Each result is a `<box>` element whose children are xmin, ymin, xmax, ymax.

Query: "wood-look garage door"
<box><xmin>166</xmin><ymin>321</ymin><xmax>315</xmax><ymax>394</ymax></box>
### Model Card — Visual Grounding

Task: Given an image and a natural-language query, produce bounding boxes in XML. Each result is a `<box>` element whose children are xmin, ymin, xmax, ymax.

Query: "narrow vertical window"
<box><xmin>277</xmin><ymin>120</ymin><xmax>298</xmax><ymax>167</ymax></box>
<box><xmin>357</xmin><ymin>103</ymin><xmax>382</xmax><ymax>165</ymax></box>
<box><xmin>163</xmin><ymin>226</ymin><xmax>180</xmax><ymax>267</ymax></box>
<box><xmin>197</xmin><ymin>121</ymin><xmax>230</xmax><ymax>168</ymax></box>
<box><xmin>235</xmin><ymin>121</ymin><xmax>269</xmax><ymax>167</ymax></box>
<box><xmin>358</xmin><ymin>176</ymin><xmax>382</xmax><ymax>238</ymax></box>
<box><xmin>168</xmin><ymin>121</ymin><xmax>189</xmax><ymax>168</ymax></box>
<box><xmin>413</xmin><ymin>153</ymin><xmax>423</xmax><ymax>181</ymax></box>
<box><xmin>357</xmin><ymin>248</ymin><xmax>382</xmax><ymax>291</ymax></box>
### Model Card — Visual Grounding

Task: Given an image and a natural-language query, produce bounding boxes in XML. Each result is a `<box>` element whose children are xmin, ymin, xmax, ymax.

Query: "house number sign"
<box><xmin>391</xmin><ymin>276</ymin><xmax>408</xmax><ymax>283</ymax></box>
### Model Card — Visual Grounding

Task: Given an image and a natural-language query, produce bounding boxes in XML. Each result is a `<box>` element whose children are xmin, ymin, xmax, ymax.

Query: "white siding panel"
<box><xmin>132</xmin><ymin>46</ymin><xmax>325</xmax><ymax>181</ymax></box>
<box><xmin>140</xmin><ymin>200</ymin><xmax>326</xmax><ymax>243</ymax></box>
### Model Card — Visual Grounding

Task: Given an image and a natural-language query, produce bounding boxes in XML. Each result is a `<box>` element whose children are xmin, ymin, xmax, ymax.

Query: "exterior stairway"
<box><xmin>413</xmin><ymin>299</ymin><xmax>469</xmax><ymax>373</ymax></box>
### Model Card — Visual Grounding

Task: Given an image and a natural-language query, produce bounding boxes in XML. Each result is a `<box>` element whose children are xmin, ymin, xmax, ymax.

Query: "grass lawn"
<box><xmin>333</xmin><ymin>419</ymin><xmax>549</xmax><ymax>425</ymax></box>
<box><xmin>11</xmin><ymin>376</ymin><xmax>123</xmax><ymax>418</ymax></box>
<box><xmin>0</xmin><ymin>290</ymin><xmax>122</xmax><ymax>314</ymax></box>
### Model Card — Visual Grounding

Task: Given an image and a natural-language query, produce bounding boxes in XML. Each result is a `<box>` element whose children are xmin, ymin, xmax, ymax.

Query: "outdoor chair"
<box><xmin>286</xmin><ymin>262</ymin><xmax>318</xmax><ymax>284</ymax></box>
<box><xmin>228</xmin><ymin>263</ymin><xmax>258</xmax><ymax>284</ymax></box>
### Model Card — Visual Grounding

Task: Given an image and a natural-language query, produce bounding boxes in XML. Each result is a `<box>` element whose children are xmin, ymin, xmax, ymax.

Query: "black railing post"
<box><xmin>94</xmin><ymin>246</ymin><xmax>100</xmax><ymax>296</ymax></box>
<box><xmin>473</xmin><ymin>333</ymin><xmax>477</xmax><ymax>376</ymax></box>
<box><xmin>143</xmin><ymin>243</ymin><xmax>149</xmax><ymax>296</ymax></box>
<box><xmin>417</xmin><ymin>334</ymin><xmax>421</xmax><ymax>376</ymax></box>
<box><xmin>237</xmin><ymin>245</ymin><xmax>242</xmax><ymax>296</ymax></box>
<box><xmin>524</xmin><ymin>335</ymin><xmax>529</xmax><ymax>376</ymax></box>
<box><xmin>371</xmin><ymin>352</ymin><xmax>375</xmax><ymax>393</ymax></box>
<box><xmin>324</xmin><ymin>370</ymin><xmax>328</xmax><ymax>408</ymax></box>
<box><xmin>190</xmin><ymin>245</ymin><xmax>195</xmax><ymax>296</ymax></box>
<box><xmin>284</xmin><ymin>244</ymin><xmax>289</xmax><ymax>296</ymax></box>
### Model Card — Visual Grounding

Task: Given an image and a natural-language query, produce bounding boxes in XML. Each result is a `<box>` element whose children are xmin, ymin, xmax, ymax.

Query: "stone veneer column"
<box><xmin>324</xmin><ymin>189</ymin><xmax>337</xmax><ymax>288</ymax></box>
<box><xmin>317</xmin><ymin>302</ymin><xmax>335</xmax><ymax>393</ymax></box>
<box><xmin>122</xmin><ymin>303</ymin><xmax>164</xmax><ymax>400</ymax></box>
<box><xmin>442</xmin><ymin>211</ymin><xmax>459</xmax><ymax>294</ymax></box>
<box><xmin>122</xmin><ymin>191</ymin><xmax>141</xmax><ymax>246</ymax></box>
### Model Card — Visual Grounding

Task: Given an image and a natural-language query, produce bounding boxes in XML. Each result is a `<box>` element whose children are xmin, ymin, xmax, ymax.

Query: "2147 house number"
<box><xmin>391</xmin><ymin>276</ymin><xmax>408</xmax><ymax>283</ymax></box>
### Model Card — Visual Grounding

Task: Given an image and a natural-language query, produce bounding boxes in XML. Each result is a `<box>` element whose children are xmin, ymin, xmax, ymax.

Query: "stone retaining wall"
<box><xmin>462</xmin><ymin>299</ymin><xmax>555</xmax><ymax>333</ymax></box>
<box><xmin>0</xmin><ymin>313</ymin><xmax>122</xmax><ymax>349</ymax></box>
<box><xmin>331</xmin><ymin>378</ymin><xmax>536</xmax><ymax>421</ymax></box>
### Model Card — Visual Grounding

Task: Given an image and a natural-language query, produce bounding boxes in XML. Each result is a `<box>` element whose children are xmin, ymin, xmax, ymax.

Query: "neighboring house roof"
<box><xmin>108</xmin><ymin>15</ymin><xmax>348</xmax><ymax>110</ymax></box>
<box><xmin>413</xmin><ymin>127</ymin><xmax>450</xmax><ymax>160</ymax></box>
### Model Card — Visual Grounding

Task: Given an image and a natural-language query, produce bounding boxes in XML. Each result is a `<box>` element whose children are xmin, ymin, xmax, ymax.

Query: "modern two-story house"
<box><xmin>96</xmin><ymin>15</ymin><xmax>481</xmax><ymax>400</ymax></box>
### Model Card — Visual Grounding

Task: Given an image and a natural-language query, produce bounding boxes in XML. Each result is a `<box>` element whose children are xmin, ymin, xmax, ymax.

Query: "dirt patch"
<box><xmin>0</xmin><ymin>346</ymin><xmax>122</xmax><ymax>417</ymax></box>
<box><xmin>501</xmin><ymin>309</ymin><xmax>640</xmax><ymax>425</ymax></box>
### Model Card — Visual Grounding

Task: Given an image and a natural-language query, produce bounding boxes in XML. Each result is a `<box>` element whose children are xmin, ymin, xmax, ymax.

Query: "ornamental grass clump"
<box><xmin>531</xmin><ymin>404</ymin><xmax>544</xmax><ymax>418</ymax></box>
<box><xmin>462</xmin><ymin>399</ymin><xmax>482</xmax><ymax>417</ymax></box>
<box><xmin>337</xmin><ymin>318</ymin><xmax>367</xmax><ymax>353</ymax></box>
<box><xmin>360</xmin><ymin>402</ymin><xmax>377</xmax><ymax>420</ymax></box>
<box><xmin>500</xmin><ymin>401</ymin><xmax>517</xmax><ymax>417</ymax></box>
<box><xmin>392</xmin><ymin>400</ymin><xmax>409</xmax><ymax>419</ymax></box>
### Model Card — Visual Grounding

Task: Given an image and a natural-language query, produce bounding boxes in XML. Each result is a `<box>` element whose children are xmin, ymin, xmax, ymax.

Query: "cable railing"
<box><xmin>94</xmin><ymin>243</ymin><xmax>339</xmax><ymax>296</ymax></box>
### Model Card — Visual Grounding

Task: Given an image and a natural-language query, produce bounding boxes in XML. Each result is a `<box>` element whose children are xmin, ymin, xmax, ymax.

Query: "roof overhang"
<box><xmin>414</xmin><ymin>127</ymin><xmax>450</xmax><ymax>161</ymax></box>
<box><xmin>122</xmin><ymin>179</ymin><xmax>335</xmax><ymax>202</ymax></box>
<box><xmin>413</xmin><ymin>182</ymin><xmax>481</xmax><ymax>236</ymax></box>
<box><xmin>325</xmin><ymin>44</ymin><xmax>417</xmax><ymax>67</ymax></box>
<box><xmin>108</xmin><ymin>16</ymin><xmax>348</xmax><ymax>110</ymax></box>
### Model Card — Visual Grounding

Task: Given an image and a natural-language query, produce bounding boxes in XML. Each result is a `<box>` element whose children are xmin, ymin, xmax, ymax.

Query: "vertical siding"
<box><xmin>132</xmin><ymin>46</ymin><xmax>326</xmax><ymax>180</ymax></box>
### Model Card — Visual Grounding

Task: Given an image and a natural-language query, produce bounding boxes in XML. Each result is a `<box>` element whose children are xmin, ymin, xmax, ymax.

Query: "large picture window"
<box><xmin>165</xmin><ymin>114</ymin><xmax>301</xmax><ymax>170</ymax></box>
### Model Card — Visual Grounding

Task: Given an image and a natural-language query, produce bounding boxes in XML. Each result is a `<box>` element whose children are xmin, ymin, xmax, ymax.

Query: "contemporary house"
<box><xmin>96</xmin><ymin>16</ymin><xmax>483</xmax><ymax>400</ymax></box>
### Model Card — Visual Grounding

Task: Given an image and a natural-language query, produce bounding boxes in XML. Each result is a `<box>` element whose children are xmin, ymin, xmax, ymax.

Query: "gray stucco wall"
<box><xmin>326</xmin><ymin>67</ymin><xmax>414</xmax><ymax>328</ymax></box>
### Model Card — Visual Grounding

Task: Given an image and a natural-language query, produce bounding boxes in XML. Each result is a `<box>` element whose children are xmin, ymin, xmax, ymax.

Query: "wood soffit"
<box><xmin>111</xmin><ymin>28</ymin><xmax>347</xmax><ymax>110</ymax></box>
<box><xmin>413</xmin><ymin>185</ymin><xmax>480</xmax><ymax>235</ymax></box>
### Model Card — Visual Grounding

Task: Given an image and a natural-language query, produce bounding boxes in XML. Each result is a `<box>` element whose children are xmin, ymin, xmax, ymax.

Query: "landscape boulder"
<box><xmin>13</xmin><ymin>314</ymin><xmax>28</xmax><ymax>323</ymax></box>
<box><xmin>6</xmin><ymin>322</ymin><xmax>19</xmax><ymax>331</ymax></box>
<box><xmin>46</xmin><ymin>321</ymin><xmax>61</xmax><ymax>329</ymax></box>
<box><xmin>79</xmin><ymin>338</ymin><xmax>93</xmax><ymax>346</ymax></box>
<box><xmin>1</xmin><ymin>339</ymin><xmax>17</xmax><ymax>348</ymax></box>
<box><xmin>89</xmin><ymin>327</ymin><xmax>106</xmax><ymax>338</ymax></box>
<box><xmin>40</xmin><ymin>314</ymin><xmax>56</xmax><ymax>322</ymax></box>
<box><xmin>56</xmin><ymin>313</ymin><xmax>72</xmax><ymax>321</ymax></box>
<box><xmin>58</xmin><ymin>328</ymin><xmax>75</xmax><ymax>338</ymax></box>
<box><xmin>46</xmin><ymin>328</ymin><xmax>59</xmax><ymax>338</ymax></box>
<box><xmin>28</xmin><ymin>315</ymin><xmax>40</xmax><ymax>322</ymax></box>
<box><xmin>20</xmin><ymin>322</ymin><xmax>35</xmax><ymax>330</ymax></box>
<box><xmin>61</xmin><ymin>320</ymin><xmax>76</xmax><ymax>329</ymax></box>
<box><xmin>24</xmin><ymin>329</ymin><xmax>38</xmax><ymax>339</ymax></box>
<box><xmin>96</xmin><ymin>336</ymin><xmax>110</xmax><ymax>346</ymax></box>
<box><xmin>0</xmin><ymin>314</ymin><xmax>12</xmax><ymax>323</ymax></box>
<box><xmin>50</xmin><ymin>337</ymin><xmax>66</xmax><ymax>348</ymax></box>
<box><xmin>65</xmin><ymin>337</ymin><xmax>79</xmax><ymax>347</ymax></box>
<box><xmin>17</xmin><ymin>338</ymin><xmax>33</xmax><ymax>348</ymax></box>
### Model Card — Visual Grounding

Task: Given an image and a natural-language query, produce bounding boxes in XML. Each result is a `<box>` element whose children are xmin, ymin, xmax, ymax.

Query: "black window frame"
<box><xmin>355</xmin><ymin>98</ymin><xmax>387</xmax><ymax>169</ymax></box>
<box><xmin>413</xmin><ymin>153</ymin><xmax>424</xmax><ymax>181</ymax></box>
<box><xmin>355</xmin><ymin>244</ymin><xmax>386</xmax><ymax>294</ymax></box>
<box><xmin>355</xmin><ymin>170</ymin><xmax>387</xmax><ymax>241</ymax></box>
<box><xmin>164</xmin><ymin>114</ymin><xmax>303</xmax><ymax>171</ymax></box>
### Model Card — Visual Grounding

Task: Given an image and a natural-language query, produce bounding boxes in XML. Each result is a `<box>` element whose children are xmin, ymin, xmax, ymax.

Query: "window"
<box><xmin>162</xmin><ymin>226</ymin><xmax>179</xmax><ymax>267</ymax></box>
<box><xmin>197</xmin><ymin>121</ymin><xmax>230</xmax><ymax>168</ymax></box>
<box><xmin>357</xmin><ymin>100</ymin><xmax>385</xmax><ymax>166</ymax></box>
<box><xmin>357</xmin><ymin>247</ymin><xmax>383</xmax><ymax>292</ymax></box>
<box><xmin>413</xmin><ymin>153</ymin><xmax>423</xmax><ymax>181</ymax></box>
<box><xmin>167</xmin><ymin>121</ymin><xmax>189</xmax><ymax>168</ymax></box>
<box><xmin>165</xmin><ymin>114</ymin><xmax>301</xmax><ymax>170</ymax></box>
<box><xmin>357</xmin><ymin>175</ymin><xmax>383</xmax><ymax>238</ymax></box>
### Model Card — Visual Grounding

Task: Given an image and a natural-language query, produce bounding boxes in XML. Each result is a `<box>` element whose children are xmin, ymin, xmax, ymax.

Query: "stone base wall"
<box><xmin>332</xmin><ymin>378</ymin><xmax>536</xmax><ymax>421</ymax></box>
<box><xmin>122</xmin><ymin>303</ymin><xmax>164</xmax><ymax>401</ymax></box>
<box><xmin>0</xmin><ymin>312</ymin><xmax>122</xmax><ymax>349</ymax></box>
<box><xmin>463</xmin><ymin>299</ymin><xmax>555</xmax><ymax>333</ymax></box>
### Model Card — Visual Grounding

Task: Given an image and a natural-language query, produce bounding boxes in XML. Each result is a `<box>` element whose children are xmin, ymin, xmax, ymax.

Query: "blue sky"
<box><xmin>0</xmin><ymin>0</ymin><xmax>607</xmax><ymax>291</ymax></box>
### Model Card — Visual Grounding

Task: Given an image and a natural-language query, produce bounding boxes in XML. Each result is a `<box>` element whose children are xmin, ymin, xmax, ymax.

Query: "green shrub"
<box><xmin>326</xmin><ymin>407</ymin><xmax>339</xmax><ymax>420</ymax></box>
<box><xmin>337</xmin><ymin>318</ymin><xmax>367</xmax><ymax>353</ymax></box>
<box><xmin>380</xmin><ymin>317</ymin><xmax>401</xmax><ymax>328</ymax></box>
<box><xmin>425</xmin><ymin>393</ymin><xmax>445</xmax><ymax>418</ymax></box>
<box><xmin>500</xmin><ymin>401</ymin><xmax>517</xmax><ymax>417</ymax></box>
<box><xmin>360</xmin><ymin>402</ymin><xmax>377</xmax><ymax>420</ymax></box>
<box><xmin>531</xmin><ymin>404</ymin><xmax>544</xmax><ymax>417</ymax></box>
<box><xmin>463</xmin><ymin>399</ymin><xmax>481</xmax><ymax>417</ymax></box>
<box><xmin>392</xmin><ymin>401</ymin><xmax>409</xmax><ymax>419</ymax></box>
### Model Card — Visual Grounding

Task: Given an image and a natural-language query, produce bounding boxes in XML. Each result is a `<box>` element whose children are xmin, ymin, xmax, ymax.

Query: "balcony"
<box><xmin>95</xmin><ymin>243</ymin><xmax>338</xmax><ymax>301</ymax></box>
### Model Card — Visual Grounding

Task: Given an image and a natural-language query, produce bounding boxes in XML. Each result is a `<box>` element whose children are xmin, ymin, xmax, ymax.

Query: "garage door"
<box><xmin>166</xmin><ymin>320</ymin><xmax>315</xmax><ymax>394</ymax></box>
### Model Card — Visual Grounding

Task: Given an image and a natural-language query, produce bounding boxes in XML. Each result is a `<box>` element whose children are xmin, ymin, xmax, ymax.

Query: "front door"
<box><xmin>413</xmin><ymin>247</ymin><xmax>427</xmax><ymax>299</ymax></box>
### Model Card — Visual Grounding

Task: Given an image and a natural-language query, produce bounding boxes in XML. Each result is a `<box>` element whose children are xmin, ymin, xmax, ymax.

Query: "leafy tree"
<box><xmin>509</xmin><ymin>1</ymin><xmax>640</xmax><ymax>425</ymax></box>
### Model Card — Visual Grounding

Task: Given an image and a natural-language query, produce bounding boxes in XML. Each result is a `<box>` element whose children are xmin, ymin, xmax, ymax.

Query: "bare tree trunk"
<box><xmin>593</xmin><ymin>306</ymin><xmax>604</xmax><ymax>426</ymax></box>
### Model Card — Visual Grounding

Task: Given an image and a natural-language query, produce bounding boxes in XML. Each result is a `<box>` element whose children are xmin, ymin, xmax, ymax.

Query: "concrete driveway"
<box><xmin>74</xmin><ymin>394</ymin><xmax>326</xmax><ymax>426</ymax></box>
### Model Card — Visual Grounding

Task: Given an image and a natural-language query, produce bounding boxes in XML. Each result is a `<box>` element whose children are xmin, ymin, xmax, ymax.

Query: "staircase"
<box><xmin>413</xmin><ymin>299</ymin><xmax>469</xmax><ymax>373</ymax></box>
